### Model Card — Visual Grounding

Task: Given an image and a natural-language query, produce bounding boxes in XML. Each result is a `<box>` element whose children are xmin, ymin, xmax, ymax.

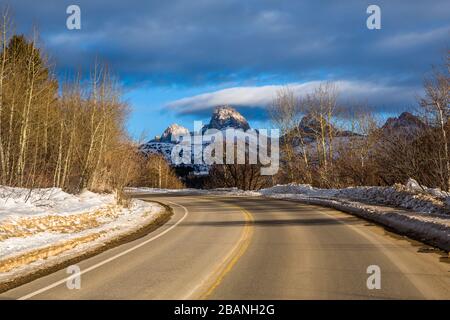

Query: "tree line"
<box><xmin>0</xmin><ymin>12</ymin><xmax>183</xmax><ymax>199</ymax></box>
<box><xmin>268</xmin><ymin>52</ymin><xmax>450</xmax><ymax>191</ymax></box>
<box><xmin>206</xmin><ymin>52</ymin><xmax>449</xmax><ymax>191</ymax></box>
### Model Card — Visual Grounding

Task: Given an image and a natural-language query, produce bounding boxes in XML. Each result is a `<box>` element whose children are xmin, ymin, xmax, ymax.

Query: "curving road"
<box><xmin>1</xmin><ymin>194</ymin><xmax>449</xmax><ymax>300</ymax></box>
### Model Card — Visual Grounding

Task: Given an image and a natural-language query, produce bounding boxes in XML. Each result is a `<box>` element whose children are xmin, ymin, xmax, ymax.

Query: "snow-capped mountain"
<box><xmin>204</xmin><ymin>105</ymin><xmax>250</xmax><ymax>131</ymax></box>
<box><xmin>159</xmin><ymin>124</ymin><xmax>190</xmax><ymax>143</ymax></box>
<box><xmin>139</xmin><ymin>106</ymin><xmax>252</xmax><ymax>176</ymax></box>
<box><xmin>139</xmin><ymin>124</ymin><xmax>190</xmax><ymax>163</ymax></box>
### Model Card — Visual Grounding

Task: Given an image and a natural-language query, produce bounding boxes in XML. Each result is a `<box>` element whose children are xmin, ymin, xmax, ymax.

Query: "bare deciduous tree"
<box><xmin>420</xmin><ymin>59</ymin><xmax>450</xmax><ymax>190</ymax></box>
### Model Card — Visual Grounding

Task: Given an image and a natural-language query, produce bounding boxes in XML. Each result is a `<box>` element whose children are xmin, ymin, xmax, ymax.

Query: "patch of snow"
<box><xmin>0</xmin><ymin>186</ymin><xmax>165</xmax><ymax>283</ymax></box>
<box><xmin>0</xmin><ymin>186</ymin><xmax>114</xmax><ymax>221</ymax></box>
<box><xmin>206</xmin><ymin>105</ymin><xmax>250</xmax><ymax>131</ymax></box>
<box><xmin>160</xmin><ymin>124</ymin><xmax>190</xmax><ymax>143</ymax></box>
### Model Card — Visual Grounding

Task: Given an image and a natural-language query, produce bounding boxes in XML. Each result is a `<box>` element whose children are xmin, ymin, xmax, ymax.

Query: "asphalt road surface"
<box><xmin>1</xmin><ymin>194</ymin><xmax>449</xmax><ymax>300</ymax></box>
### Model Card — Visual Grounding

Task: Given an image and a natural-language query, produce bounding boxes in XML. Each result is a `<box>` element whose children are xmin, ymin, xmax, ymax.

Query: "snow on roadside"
<box><xmin>0</xmin><ymin>186</ymin><xmax>166</xmax><ymax>284</ymax></box>
<box><xmin>0</xmin><ymin>186</ymin><xmax>114</xmax><ymax>220</ymax></box>
<box><xmin>126</xmin><ymin>186</ymin><xmax>260</xmax><ymax>197</ymax></box>
<box><xmin>126</xmin><ymin>187</ymin><xmax>203</xmax><ymax>194</ymax></box>
<box><xmin>258</xmin><ymin>179</ymin><xmax>450</xmax><ymax>216</ymax></box>
<box><xmin>258</xmin><ymin>180</ymin><xmax>450</xmax><ymax>250</ymax></box>
<box><xmin>128</xmin><ymin>179</ymin><xmax>450</xmax><ymax>215</ymax></box>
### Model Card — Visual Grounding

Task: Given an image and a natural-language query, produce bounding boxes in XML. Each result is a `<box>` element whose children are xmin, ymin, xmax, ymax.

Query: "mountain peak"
<box><xmin>382</xmin><ymin>112</ymin><xmax>426</xmax><ymax>135</ymax></box>
<box><xmin>206</xmin><ymin>105</ymin><xmax>250</xmax><ymax>131</ymax></box>
<box><xmin>299</xmin><ymin>114</ymin><xmax>322</xmax><ymax>134</ymax></box>
<box><xmin>159</xmin><ymin>123</ymin><xmax>189</xmax><ymax>142</ymax></box>
<box><xmin>299</xmin><ymin>113</ymin><xmax>336</xmax><ymax>134</ymax></box>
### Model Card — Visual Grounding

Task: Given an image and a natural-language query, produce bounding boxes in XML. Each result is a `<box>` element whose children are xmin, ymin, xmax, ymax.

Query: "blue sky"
<box><xmin>4</xmin><ymin>0</ymin><xmax>449</xmax><ymax>139</ymax></box>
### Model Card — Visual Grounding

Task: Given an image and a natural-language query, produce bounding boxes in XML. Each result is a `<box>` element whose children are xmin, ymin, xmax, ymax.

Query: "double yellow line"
<box><xmin>199</xmin><ymin>206</ymin><xmax>254</xmax><ymax>299</ymax></box>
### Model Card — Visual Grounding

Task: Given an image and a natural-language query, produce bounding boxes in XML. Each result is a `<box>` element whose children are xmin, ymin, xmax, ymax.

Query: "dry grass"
<box><xmin>0</xmin><ymin>206</ymin><xmax>120</xmax><ymax>241</ymax></box>
<box><xmin>0</xmin><ymin>232</ymin><xmax>106</xmax><ymax>273</ymax></box>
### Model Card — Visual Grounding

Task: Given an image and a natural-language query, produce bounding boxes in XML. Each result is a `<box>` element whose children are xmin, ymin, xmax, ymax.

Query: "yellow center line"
<box><xmin>199</xmin><ymin>206</ymin><xmax>254</xmax><ymax>299</ymax></box>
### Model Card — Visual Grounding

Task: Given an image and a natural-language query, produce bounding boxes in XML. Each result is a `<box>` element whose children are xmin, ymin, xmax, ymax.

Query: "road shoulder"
<box><xmin>0</xmin><ymin>201</ymin><xmax>172</xmax><ymax>294</ymax></box>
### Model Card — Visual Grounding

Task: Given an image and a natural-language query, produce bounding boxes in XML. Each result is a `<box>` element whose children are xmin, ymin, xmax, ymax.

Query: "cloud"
<box><xmin>5</xmin><ymin>0</ymin><xmax>449</xmax><ymax>86</ymax></box>
<box><xmin>378</xmin><ymin>26</ymin><xmax>450</xmax><ymax>50</ymax></box>
<box><xmin>166</xmin><ymin>80</ymin><xmax>420</xmax><ymax>119</ymax></box>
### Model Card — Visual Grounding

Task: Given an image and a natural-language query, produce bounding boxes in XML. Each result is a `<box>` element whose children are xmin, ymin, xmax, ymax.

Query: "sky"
<box><xmin>3</xmin><ymin>0</ymin><xmax>449</xmax><ymax>140</ymax></box>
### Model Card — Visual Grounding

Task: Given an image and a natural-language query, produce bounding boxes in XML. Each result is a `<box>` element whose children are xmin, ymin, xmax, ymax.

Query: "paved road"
<box><xmin>1</xmin><ymin>195</ymin><xmax>449</xmax><ymax>299</ymax></box>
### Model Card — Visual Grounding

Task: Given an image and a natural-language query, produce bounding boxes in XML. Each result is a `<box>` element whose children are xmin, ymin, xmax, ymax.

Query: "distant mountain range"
<box><xmin>140</xmin><ymin>106</ymin><xmax>427</xmax><ymax>175</ymax></box>
<box><xmin>139</xmin><ymin>105</ymin><xmax>250</xmax><ymax>175</ymax></box>
<box><xmin>149</xmin><ymin>105</ymin><xmax>250</xmax><ymax>144</ymax></box>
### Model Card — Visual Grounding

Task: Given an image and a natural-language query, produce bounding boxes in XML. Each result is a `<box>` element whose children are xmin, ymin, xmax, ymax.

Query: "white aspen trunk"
<box><xmin>43</xmin><ymin>95</ymin><xmax>50</xmax><ymax>156</ymax></box>
<box><xmin>17</xmin><ymin>47</ymin><xmax>36</xmax><ymax>186</ymax></box>
<box><xmin>30</xmin><ymin>121</ymin><xmax>40</xmax><ymax>188</ymax></box>
<box><xmin>5</xmin><ymin>88</ymin><xmax>16</xmax><ymax>183</ymax></box>
<box><xmin>91</xmin><ymin>98</ymin><xmax>108</xmax><ymax>189</ymax></box>
<box><xmin>158</xmin><ymin>159</ymin><xmax>162</xmax><ymax>189</ymax></box>
<box><xmin>327</xmin><ymin>110</ymin><xmax>334</xmax><ymax>166</ymax></box>
<box><xmin>61</xmin><ymin>118</ymin><xmax>76</xmax><ymax>189</ymax></box>
<box><xmin>53</xmin><ymin>121</ymin><xmax>64</xmax><ymax>187</ymax></box>
<box><xmin>0</xmin><ymin>17</ymin><xmax>8</xmax><ymax>182</ymax></box>
<box><xmin>320</xmin><ymin>116</ymin><xmax>327</xmax><ymax>169</ymax></box>
<box><xmin>80</xmin><ymin>65</ymin><xmax>101</xmax><ymax>190</ymax></box>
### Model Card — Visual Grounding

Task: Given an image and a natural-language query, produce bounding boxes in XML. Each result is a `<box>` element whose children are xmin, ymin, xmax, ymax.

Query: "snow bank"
<box><xmin>0</xmin><ymin>186</ymin><xmax>166</xmax><ymax>286</ymax></box>
<box><xmin>258</xmin><ymin>179</ymin><xmax>449</xmax><ymax>250</ymax></box>
<box><xmin>0</xmin><ymin>187</ymin><xmax>114</xmax><ymax>220</ymax></box>
<box><xmin>259</xmin><ymin>179</ymin><xmax>450</xmax><ymax>216</ymax></box>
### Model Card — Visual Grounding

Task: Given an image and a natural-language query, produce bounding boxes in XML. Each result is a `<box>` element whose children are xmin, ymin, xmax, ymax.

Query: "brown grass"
<box><xmin>0</xmin><ymin>206</ymin><xmax>120</xmax><ymax>241</ymax></box>
<box><xmin>0</xmin><ymin>232</ymin><xmax>106</xmax><ymax>273</ymax></box>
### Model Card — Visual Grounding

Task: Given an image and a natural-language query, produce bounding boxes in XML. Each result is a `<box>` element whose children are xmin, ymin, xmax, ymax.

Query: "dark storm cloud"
<box><xmin>4</xmin><ymin>0</ymin><xmax>449</xmax><ymax>116</ymax></box>
<box><xmin>6</xmin><ymin>0</ymin><xmax>449</xmax><ymax>82</ymax></box>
